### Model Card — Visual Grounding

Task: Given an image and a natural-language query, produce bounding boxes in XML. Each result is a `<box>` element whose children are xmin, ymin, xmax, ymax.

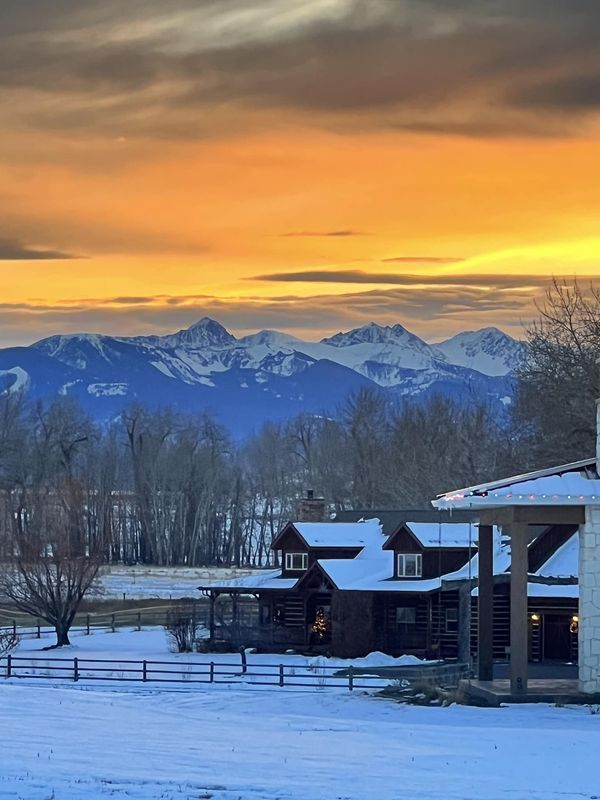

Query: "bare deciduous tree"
<box><xmin>515</xmin><ymin>278</ymin><xmax>600</xmax><ymax>465</ymax></box>
<box><xmin>0</xmin><ymin>480</ymin><xmax>104</xmax><ymax>647</ymax></box>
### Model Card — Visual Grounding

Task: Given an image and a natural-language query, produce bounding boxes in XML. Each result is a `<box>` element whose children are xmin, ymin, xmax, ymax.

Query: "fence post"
<box><xmin>210</xmin><ymin>662</ymin><xmax>215</xmax><ymax>683</ymax></box>
<box><xmin>111</xmin><ymin>614</ymin><xmax>115</xmax><ymax>633</ymax></box>
<box><xmin>6</xmin><ymin>654</ymin><xmax>11</xmax><ymax>678</ymax></box>
<box><xmin>239</xmin><ymin>646</ymin><xmax>247</xmax><ymax>675</ymax></box>
<box><xmin>137</xmin><ymin>612</ymin><xmax>141</xmax><ymax>632</ymax></box>
<box><xmin>86</xmin><ymin>614</ymin><xmax>90</xmax><ymax>635</ymax></box>
<box><xmin>279</xmin><ymin>664</ymin><xmax>284</xmax><ymax>687</ymax></box>
<box><xmin>36</xmin><ymin>619</ymin><xmax>41</xmax><ymax>639</ymax></box>
<box><xmin>73</xmin><ymin>657</ymin><xmax>79</xmax><ymax>682</ymax></box>
<box><xmin>12</xmin><ymin>620</ymin><xmax>16</xmax><ymax>638</ymax></box>
<box><xmin>142</xmin><ymin>660</ymin><xmax>147</xmax><ymax>682</ymax></box>
<box><xmin>348</xmin><ymin>666</ymin><xmax>354</xmax><ymax>692</ymax></box>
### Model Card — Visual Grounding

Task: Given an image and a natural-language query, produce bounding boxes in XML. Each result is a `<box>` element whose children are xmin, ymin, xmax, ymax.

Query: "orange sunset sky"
<box><xmin>2</xmin><ymin>0</ymin><xmax>600</xmax><ymax>345</ymax></box>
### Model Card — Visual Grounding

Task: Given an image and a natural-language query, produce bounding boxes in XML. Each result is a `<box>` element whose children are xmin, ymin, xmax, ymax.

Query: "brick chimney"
<box><xmin>297</xmin><ymin>490</ymin><xmax>326</xmax><ymax>522</ymax></box>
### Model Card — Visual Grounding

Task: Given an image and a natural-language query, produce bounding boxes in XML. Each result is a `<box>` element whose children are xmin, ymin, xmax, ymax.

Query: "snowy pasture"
<box><xmin>1</xmin><ymin>678</ymin><xmax>599</xmax><ymax>799</ymax></box>
<box><xmin>1</xmin><ymin>630</ymin><xmax>600</xmax><ymax>799</ymax></box>
<box><xmin>99</xmin><ymin>565</ymin><xmax>266</xmax><ymax>600</ymax></box>
<box><xmin>6</xmin><ymin>628</ymin><xmax>424</xmax><ymax>688</ymax></box>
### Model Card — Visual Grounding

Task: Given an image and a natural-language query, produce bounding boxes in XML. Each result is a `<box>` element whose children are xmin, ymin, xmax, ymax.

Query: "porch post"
<box><xmin>231</xmin><ymin>592</ymin><xmax>238</xmax><ymax>642</ymax></box>
<box><xmin>209</xmin><ymin>592</ymin><xmax>216</xmax><ymax>641</ymax></box>
<box><xmin>509</xmin><ymin>522</ymin><xmax>529</xmax><ymax>695</ymax></box>
<box><xmin>477</xmin><ymin>524</ymin><xmax>494</xmax><ymax>681</ymax></box>
<box><xmin>457</xmin><ymin>582</ymin><xmax>471</xmax><ymax>664</ymax></box>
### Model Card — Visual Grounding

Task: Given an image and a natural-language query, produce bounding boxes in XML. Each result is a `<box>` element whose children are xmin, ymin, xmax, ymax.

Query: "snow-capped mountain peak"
<box><xmin>164</xmin><ymin>317</ymin><xmax>236</xmax><ymax>349</ymax></box>
<box><xmin>321</xmin><ymin>321</ymin><xmax>420</xmax><ymax>347</ymax></box>
<box><xmin>434</xmin><ymin>327</ymin><xmax>524</xmax><ymax>377</ymax></box>
<box><xmin>10</xmin><ymin>317</ymin><xmax>520</xmax><ymax>435</ymax></box>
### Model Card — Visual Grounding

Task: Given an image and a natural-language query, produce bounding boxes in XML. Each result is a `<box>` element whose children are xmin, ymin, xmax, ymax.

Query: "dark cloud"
<box><xmin>1</xmin><ymin>275</ymin><xmax>593</xmax><ymax>346</ymax></box>
<box><xmin>249</xmin><ymin>269</ymin><xmax>581</xmax><ymax>289</ymax></box>
<box><xmin>0</xmin><ymin>238</ymin><xmax>77</xmax><ymax>260</ymax></box>
<box><xmin>508</xmin><ymin>75</ymin><xmax>600</xmax><ymax>111</ymax></box>
<box><xmin>282</xmin><ymin>230</ymin><xmax>364</xmax><ymax>238</ymax></box>
<box><xmin>0</xmin><ymin>0</ymin><xmax>599</xmax><ymax>139</ymax></box>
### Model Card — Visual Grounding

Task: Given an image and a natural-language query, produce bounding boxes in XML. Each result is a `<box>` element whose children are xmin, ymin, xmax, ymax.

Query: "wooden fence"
<box><xmin>0</xmin><ymin>654</ymin><xmax>470</xmax><ymax>692</ymax></box>
<box><xmin>0</xmin><ymin>606</ymin><xmax>210</xmax><ymax>640</ymax></box>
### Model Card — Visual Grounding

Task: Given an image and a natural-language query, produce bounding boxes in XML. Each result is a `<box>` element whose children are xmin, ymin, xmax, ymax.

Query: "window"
<box><xmin>397</xmin><ymin>553</ymin><xmax>422</xmax><ymax>577</ymax></box>
<box><xmin>285</xmin><ymin>552</ymin><xmax>308</xmax><ymax>571</ymax></box>
<box><xmin>445</xmin><ymin>607</ymin><xmax>458</xmax><ymax>633</ymax></box>
<box><xmin>395</xmin><ymin>606</ymin><xmax>416</xmax><ymax>631</ymax></box>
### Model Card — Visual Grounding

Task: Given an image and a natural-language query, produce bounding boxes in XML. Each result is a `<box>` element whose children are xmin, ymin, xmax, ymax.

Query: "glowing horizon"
<box><xmin>2</xmin><ymin>1</ymin><xmax>600</xmax><ymax>346</ymax></box>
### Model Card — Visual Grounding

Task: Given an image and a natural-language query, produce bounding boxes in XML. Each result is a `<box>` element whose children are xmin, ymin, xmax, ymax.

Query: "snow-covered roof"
<box><xmin>292</xmin><ymin>519</ymin><xmax>382</xmax><ymax>548</ymax></box>
<box><xmin>407</xmin><ymin>522</ymin><xmax>476</xmax><ymax>548</ymax></box>
<box><xmin>433</xmin><ymin>458</ymin><xmax>600</xmax><ymax>509</ymax></box>
<box><xmin>315</xmin><ymin>521</ymin><xmax>486</xmax><ymax>592</ymax></box>
<box><xmin>198</xmin><ymin>569</ymin><xmax>298</xmax><ymax>592</ymax></box>
<box><xmin>535</xmin><ymin>532</ymin><xmax>578</xmax><ymax>579</ymax></box>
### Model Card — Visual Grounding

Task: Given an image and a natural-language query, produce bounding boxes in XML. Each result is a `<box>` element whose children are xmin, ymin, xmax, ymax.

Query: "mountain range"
<box><xmin>0</xmin><ymin>318</ymin><xmax>524</xmax><ymax>436</ymax></box>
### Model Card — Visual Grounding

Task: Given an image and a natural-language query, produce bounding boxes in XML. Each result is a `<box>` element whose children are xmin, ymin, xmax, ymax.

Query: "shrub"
<box><xmin>165</xmin><ymin>605</ymin><xmax>200</xmax><ymax>653</ymax></box>
<box><xmin>0</xmin><ymin>629</ymin><xmax>19</xmax><ymax>658</ymax></box>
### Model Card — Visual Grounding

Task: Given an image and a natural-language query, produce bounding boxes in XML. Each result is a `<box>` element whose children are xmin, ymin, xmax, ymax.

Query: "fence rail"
<box><xmin>1</xmin><ymin>654</ymin><xmax>384</xmax><ymax>690</ymax></box>
<box><xmin>0</xmin><ymin>608</ymin><xmax>210</xmax><ymax>640</ymax></box>
<box><xmin>0</xmin><ymin>653</ymin><xmax>470</xmax><ymax>692</ymax></box>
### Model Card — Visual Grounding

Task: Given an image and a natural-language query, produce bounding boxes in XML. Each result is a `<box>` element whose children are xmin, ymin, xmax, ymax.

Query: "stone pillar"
<box><xmin>579</xmin><ymin>504</ymin><xmax>600</xmax><ymax>693</ymax></box>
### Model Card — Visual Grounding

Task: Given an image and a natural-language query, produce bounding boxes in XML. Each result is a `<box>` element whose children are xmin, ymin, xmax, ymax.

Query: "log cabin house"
<box><xmin>198</xmin><ymin>507</ymin><xmax>580</xmax><ymax>661</ymax></box>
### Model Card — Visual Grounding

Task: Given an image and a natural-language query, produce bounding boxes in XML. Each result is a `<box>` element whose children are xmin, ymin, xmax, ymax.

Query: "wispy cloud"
<box><xmin>381</xmin><ymin>256</ymin><xmax>464</xmax><ymax>264</ymax></box>
<box><xmin>1</xmin><ymin>1</ymin><xmax>600</xmax><ymax>140</ymax></box>
<box><xmin>249</xmin><ymin>269</ymin><xmax>568</xmax><ymax>288</ymax></box>
<box><xmin>282</xmin><ymin>230</ymin><xmax>364</xmax><ymax>238</ymax></box>
<box><xmin>0</xmin><ymin>237</ymin><xmax>78</xmax><ymax>260</ymax></box>
<box><xmin>0</xmin><ymin>275</ymin><xmax>594</xmax><ymax>346</ymax></box>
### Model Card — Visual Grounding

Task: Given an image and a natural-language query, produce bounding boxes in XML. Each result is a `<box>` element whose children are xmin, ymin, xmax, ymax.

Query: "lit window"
<box><xmin>395</xmin><ymin>606</ymin><xmax>416</xmax><ymax>631</ymax></box>
<box><xmin>285</xmin><ymin>552</ymin><xmax>308</xmax><ymax>571</ymax></box>
<box><xmin>397</xmin><ymin>553</ymin><xmax>422</xmax><ymax>577</ymax></box>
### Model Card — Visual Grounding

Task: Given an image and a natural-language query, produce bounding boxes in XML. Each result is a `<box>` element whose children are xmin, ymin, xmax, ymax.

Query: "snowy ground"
<box><xmin>2</xmin><ymin>630</ymin><xmax>600</xmax><ymax>799</ymax></box>
<box><xmin>100</xmin><ymin>565</ymin><xmax>266</xmax><ymax>600</ymax></box>
<box><xmin>8</xmin><ymin>628</ymin><xmax>423</xmax><ymax>687</ymax></box>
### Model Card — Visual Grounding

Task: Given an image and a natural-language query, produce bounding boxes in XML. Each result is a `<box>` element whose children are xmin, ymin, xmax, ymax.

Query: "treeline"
<box><xmin>0</xmin><ymin>392</ymin><xmax>517</xmax><ymax>567</ymax></box>
<box><xmin>0</xmin><ymin>279</ymin><xmax>597</xmax><ymax>567</ymax></box>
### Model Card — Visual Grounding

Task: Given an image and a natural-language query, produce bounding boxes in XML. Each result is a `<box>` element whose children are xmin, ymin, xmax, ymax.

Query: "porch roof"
<box><xmin>198</xmin><ymin>569</ymin><xmax>298</xmax><ymax>593</ymax></box>
<box><xmin>433</xmin><ymin>457</ymin><xmax>599</xmax><ymax>510</ymax></box>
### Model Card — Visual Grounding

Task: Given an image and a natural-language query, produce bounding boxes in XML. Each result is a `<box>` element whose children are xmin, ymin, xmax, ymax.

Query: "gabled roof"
<box><xmin>433</xmin><ymin>457</ymin><xmax>600</xmax><ymax>509</ymax></box>
<box><xmin>384</xmin><ymin>521</ymin><xmax>477</xmax><ymax>550</ymax></box>
<box><xmin>271</xmin><ymin>519</ymin><xmax>379</xmax><ymax>550</ymax></box>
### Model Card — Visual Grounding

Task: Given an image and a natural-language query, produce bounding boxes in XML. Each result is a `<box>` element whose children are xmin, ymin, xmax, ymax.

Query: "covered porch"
<box><xmin>435</xmin><ymin>457</ymin><xmax>600</xmax><ymax>702</ymax></box>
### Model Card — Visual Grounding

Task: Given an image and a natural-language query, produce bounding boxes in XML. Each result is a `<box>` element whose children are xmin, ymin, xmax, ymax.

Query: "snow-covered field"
<box><xmin>7</xmin><ymin>628</ymin><xmax>424</xmax><ymax>687</ymax></box>
<box><xmin>100</xmin><ymin>565</ymin><xmax>266</xmax><ymax>600</ymax></box>
<box><xmin>2</xmin><ymin>630</ymin><xmax>599</xmax><ymax>799</ymax></box>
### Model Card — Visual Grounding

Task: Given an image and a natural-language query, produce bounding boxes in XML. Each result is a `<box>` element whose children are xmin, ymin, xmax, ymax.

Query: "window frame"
<box><xmin>395</xmin><ymin>606</ymin><xmax>417</xmax><ymax>630</ymax></box>
<box><xmin>285</xmin><ymin>551</ymin><xmax>308</xmax><ymax>571</ymax></box>
<box><xmin>396</xmin><ymin>552</ymin><xmax>422</xmax><ymax>578</ymax></box>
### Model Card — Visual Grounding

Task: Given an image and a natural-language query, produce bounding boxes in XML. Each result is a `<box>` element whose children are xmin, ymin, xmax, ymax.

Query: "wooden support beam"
<box><xmin>477</xmin><ymin>524</ymin><xmax>494</xmax><ymax>681</ymax></box>
<box><xmin>509</xmin><ymin>522</ymin><xmax>529</xmax><ymax>695</ymax></box>
<box><xmin>480</xmin><ymin>505</ymin><xmax>585</xmax><ymax>527</ymax></box>
<box><xmin>458</xmin><ymin>582</ymin><xmax>471</xmax><ymax>665</ymax></box>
